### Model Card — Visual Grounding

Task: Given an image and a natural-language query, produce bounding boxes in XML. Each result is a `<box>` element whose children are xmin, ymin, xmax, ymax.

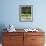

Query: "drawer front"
<box><xmin>3</xmin><ymin>32</ymin><xmax>23</xmax><ymax>36</ymax></box>
<box><xmin>32</xmin><ymin>44</ymin><xmax>44</xmax><ymax>46</ymax></box>
<box><xmin>32</xmin><ymin>36</ymin><xmax>45</xmax><ymax>44</ymax></box>
<box><xmin>3</xmin><ymin>35</ymin><xmax>23</xmax><ymax>44</ymax></box>
<box><xmin>3</xmin><ymin>36</ymin><xmax>23</xmax><ymax>46</ymax></box>
<box><xmin>24</xmin><ymin>32</ymin><xmax>44</xmax><ymax>36</ymax></box>
<box><xmin>3</xmin><ymin>43</ymin><xmax>23</xmax><ymax>46</ymax></box>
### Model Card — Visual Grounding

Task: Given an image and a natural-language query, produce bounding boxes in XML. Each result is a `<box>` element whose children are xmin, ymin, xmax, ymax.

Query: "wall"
<box><xmin>0</xmin><ymin>0</ymin><xmax>46</xmax><ymax>31</ymax></box>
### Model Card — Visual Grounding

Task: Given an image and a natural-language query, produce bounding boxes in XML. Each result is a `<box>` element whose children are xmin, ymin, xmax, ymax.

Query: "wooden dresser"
<box><xmin>2</xmin><ymin>32</ymin><xmax>45</xmax><ymax>46</ymax></box>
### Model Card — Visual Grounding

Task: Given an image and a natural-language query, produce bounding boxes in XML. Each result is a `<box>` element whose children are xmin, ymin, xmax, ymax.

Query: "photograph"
<box><xmin>19</xmin><ymin>5</ymin><xmax>33</xmax><ymax>22</ymax></box>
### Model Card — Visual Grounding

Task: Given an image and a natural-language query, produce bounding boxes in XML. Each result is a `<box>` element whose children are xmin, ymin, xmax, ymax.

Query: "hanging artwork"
<box><xmin>19</xmin><ymin>5</ymin><xmax>33</xmax><ymax>22</ymax></box>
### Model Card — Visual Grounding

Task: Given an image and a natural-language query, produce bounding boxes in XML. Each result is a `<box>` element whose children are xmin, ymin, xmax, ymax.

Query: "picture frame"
<box><xmin>19</xmin><ymin>5</ymin><xmax>33</xmax><ymax>22</ymax></box>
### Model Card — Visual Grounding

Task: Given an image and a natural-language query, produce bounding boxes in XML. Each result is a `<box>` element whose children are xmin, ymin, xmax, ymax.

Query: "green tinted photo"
<box><xmin>20</xmin><ymin>5</ymin><xmax>33</xmax><ymax>22</ymax></box>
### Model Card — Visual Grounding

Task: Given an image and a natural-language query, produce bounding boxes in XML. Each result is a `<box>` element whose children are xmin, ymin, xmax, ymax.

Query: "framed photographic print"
<box><xmin>19</xmin><ymin>5</ymin><xmax>33</xmax><ymax>22</ymax></box>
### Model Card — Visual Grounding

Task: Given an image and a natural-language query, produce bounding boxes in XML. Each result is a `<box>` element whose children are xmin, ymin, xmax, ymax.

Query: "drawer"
<box><xmin>3</xmin><ymin>43</ymin><xmax>22</xmax><ymax>46</ymax></box>
<box><xmin>3</xmin><ymin>32</ymin><xmax>23</xmax><ymax>36</ymax></box>
<box><xmin>31</xmin><ymin>44</ymin><xmax>44</xmax><ymax>46</ymax></box>
<box><xmin>24</xmin><ymin>32</ymin><xmax>44</xmax><ymax>36</ymax></box>
<box><xmin>32</xmin><ymin>36</ymin><xmax>45</xmax><ymax>44</ymax></box>
<box><xmin>3</xmin><ymin>35</ymin><xmax>23</xmax><ymax>44</ymax></box>
<box><xmin>3</xmin><ymin>37</ymin><xmax>23</xmax><ymax>46</ymax></box>
<box><xmin>3</xmin><ymin>43</ymin><xmax>23</xmax><ymax>46</ymax></box>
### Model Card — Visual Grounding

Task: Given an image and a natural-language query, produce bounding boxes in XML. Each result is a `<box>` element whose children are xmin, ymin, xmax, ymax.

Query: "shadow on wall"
<box><xmin>0</xmin><ymin>24</ymin><xmax>7</xmax><ymax>43</ymax></box>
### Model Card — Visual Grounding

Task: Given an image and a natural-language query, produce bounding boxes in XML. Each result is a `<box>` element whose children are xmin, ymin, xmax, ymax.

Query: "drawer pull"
<box><xmin>9</xmin><ymin>38</ymin><xmax>12</xmax><ymax>40</ymax></box>
<box><xmin>32</xmin><ymin>39</ymin><xmax>36</xmax><ymax>40</ymax></box>
<box><xmin>9</xmin><ymin>38</ymin><xmax>14</xmax><ymax>40</ymax></box>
